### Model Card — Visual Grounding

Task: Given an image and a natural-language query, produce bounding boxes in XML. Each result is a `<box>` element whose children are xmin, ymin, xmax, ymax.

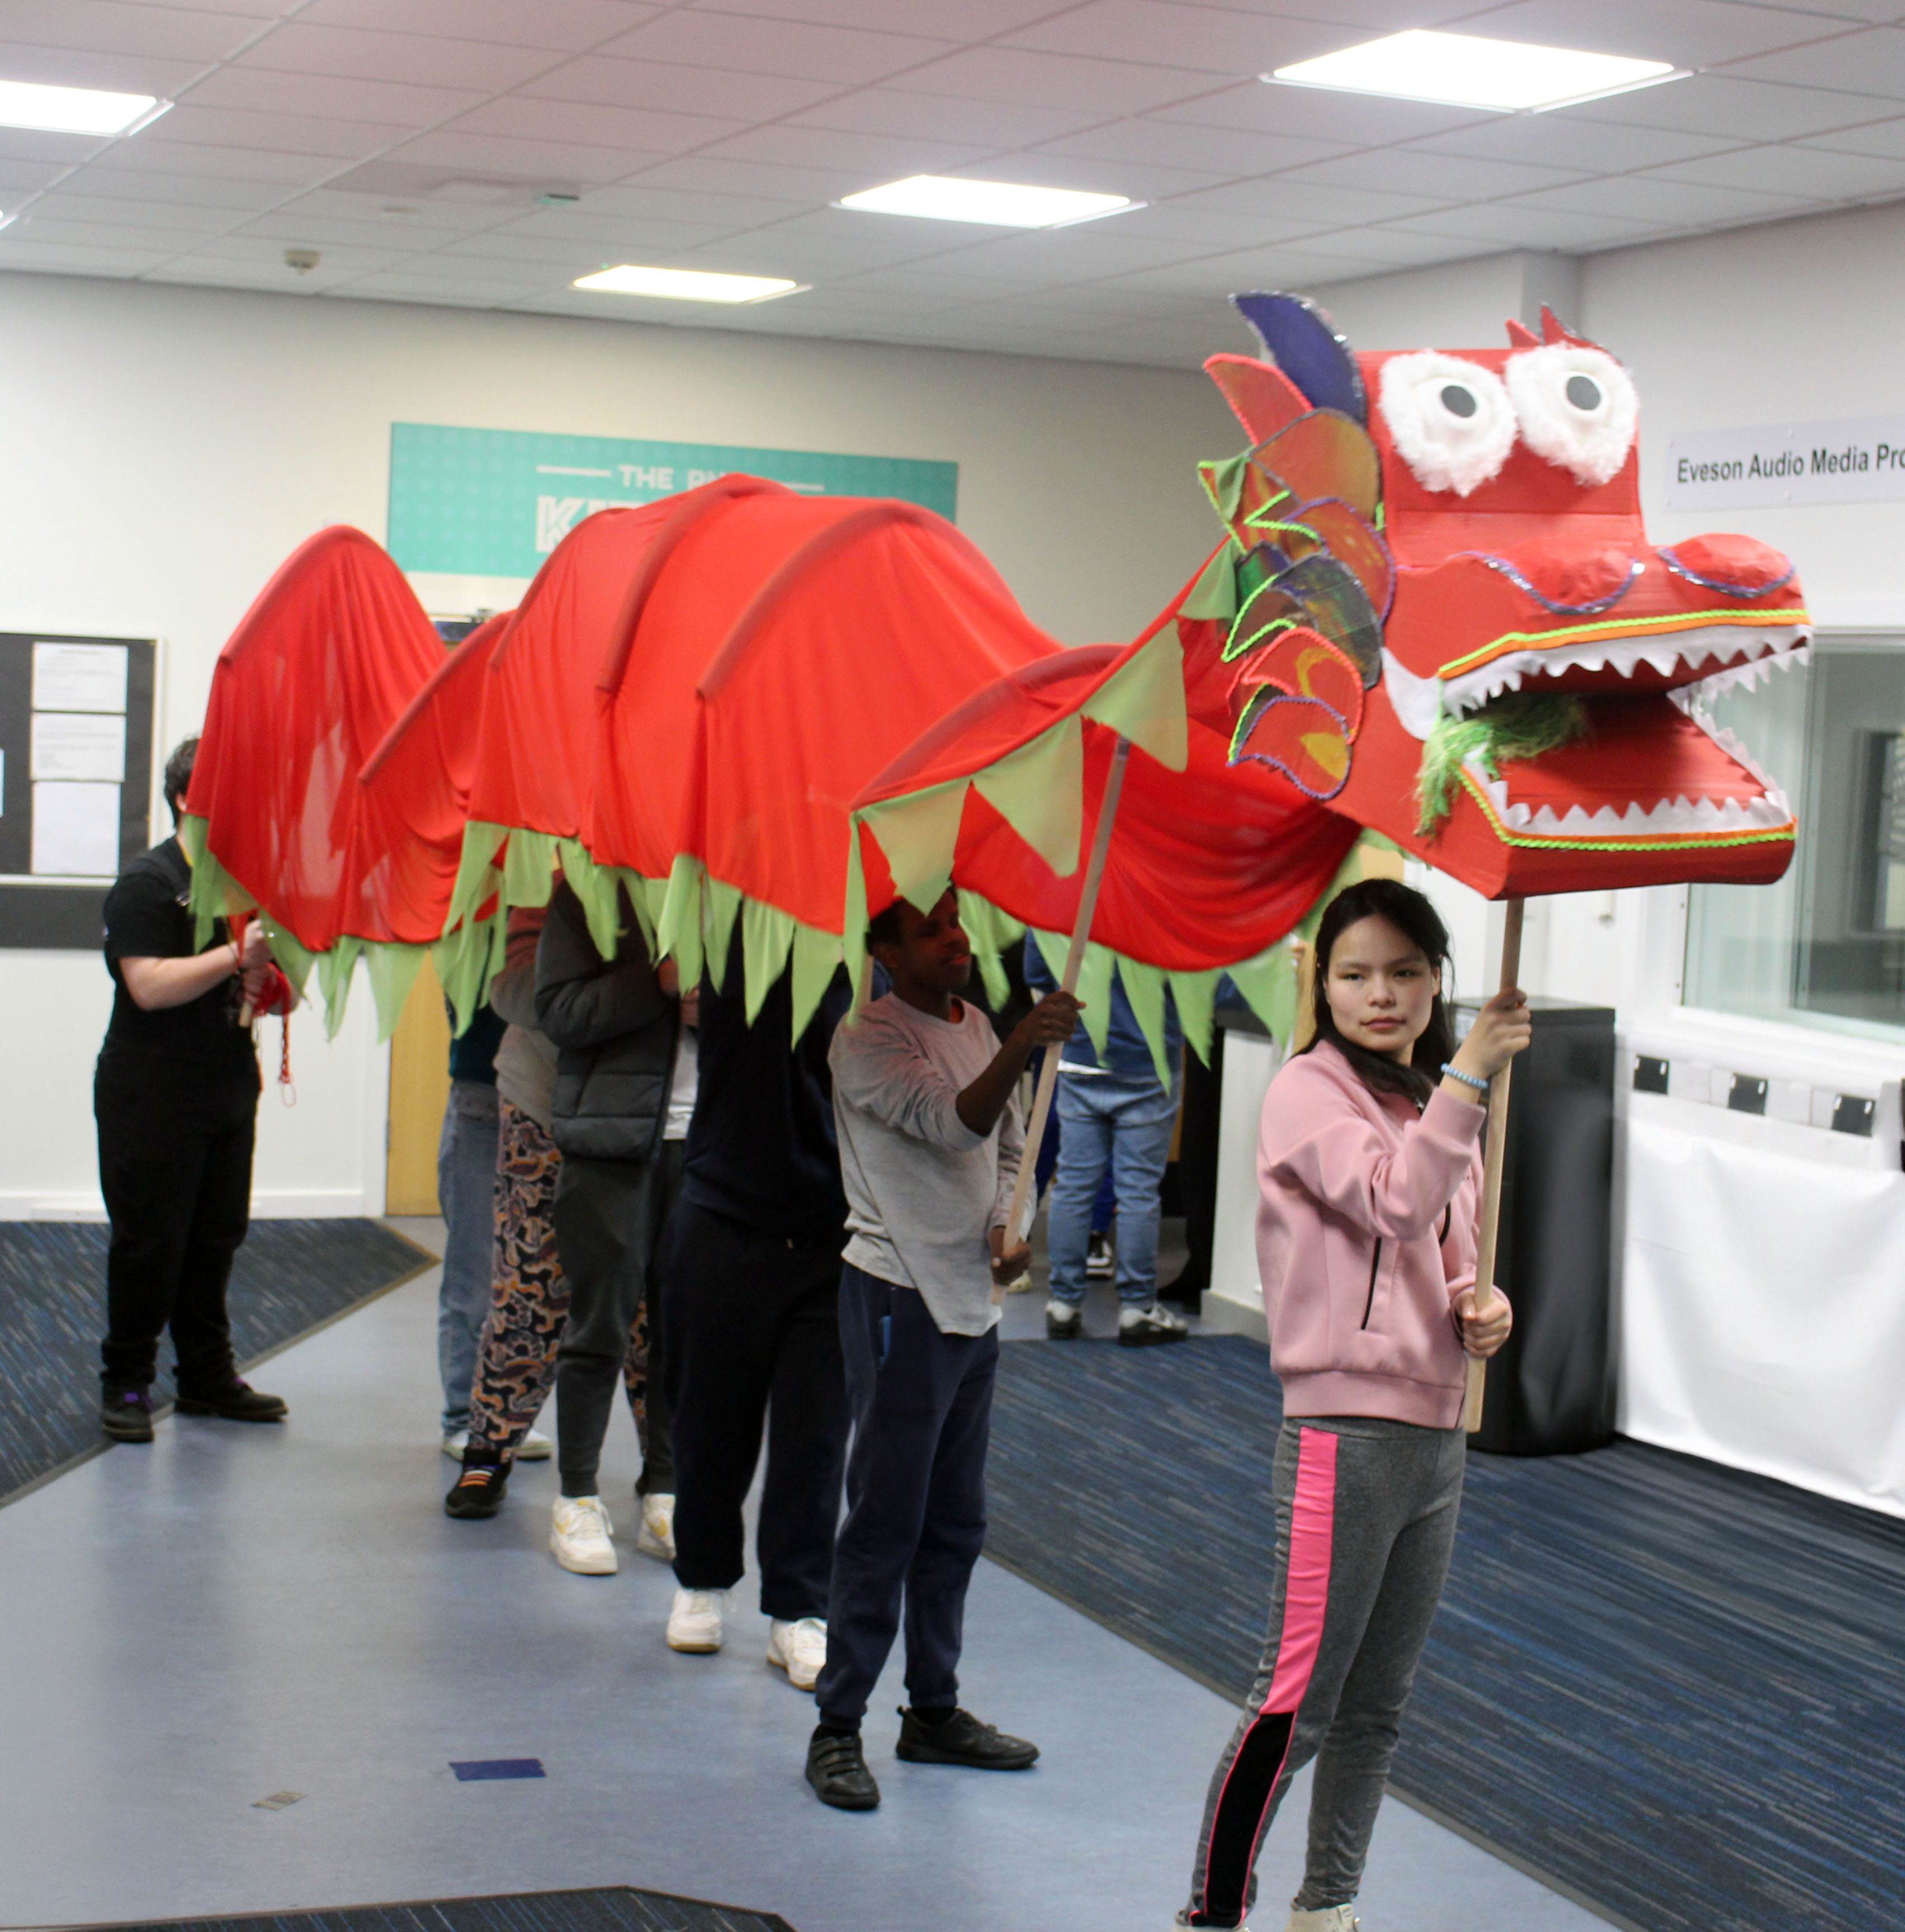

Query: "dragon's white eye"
<box><xmin>1505</xmin><ymin>343</ymin><xmax>1637</xmax><ymax>486</ymax></box>
<box><xmin>1377</xmin><ymin>351</ymin><xmax>1516</xmax><ymax>496</ymax></box>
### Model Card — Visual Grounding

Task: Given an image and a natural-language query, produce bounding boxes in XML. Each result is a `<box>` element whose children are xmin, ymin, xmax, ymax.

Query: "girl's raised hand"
<box><xmin>1449</xmin><ymin>987</ymin><xmax>1531</xmax><ymax>1085</ymax></box>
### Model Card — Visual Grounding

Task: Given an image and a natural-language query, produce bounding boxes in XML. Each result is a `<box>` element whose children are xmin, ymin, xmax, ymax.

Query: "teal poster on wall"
<box><xmin>387</xmin><ymin>423</ymin><xmax>959</xmax><ymax>579</ymax></box>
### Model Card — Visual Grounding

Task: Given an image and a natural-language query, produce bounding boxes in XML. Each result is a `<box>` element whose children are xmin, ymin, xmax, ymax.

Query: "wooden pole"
<box><xmin>1461</xmin><ymin>896</ymin><xmax>1524</xmax><ymax>1434</ymax></box>
<box><xmin>992</xmin><ymin>734</ymin><xmax>1132</xmax><ymax>1305</ymax></box>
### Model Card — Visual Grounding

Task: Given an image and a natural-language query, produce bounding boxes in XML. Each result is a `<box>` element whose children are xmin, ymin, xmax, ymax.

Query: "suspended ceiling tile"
<box><xmin>226</xmin><ymin>22</ymin><xmax>562</xmax><ymax>91</ymax></box>
<box><xmin>1033</xmin><ymin>115</ymin><xmax>1350</xmax><ymax>177</ymax></box>
<box><xmin>1407</xmin><ymin>114</ymin><xmax>1746</xmax><ymax>173</ymax></box>
<box><xmin>53</xmin><ymin>171</ymin><xmax>289</xmax><ymax>211</ymax></box>
<box><xmin>1290</xmin><ymin>225</ymin><xmax>1488</xmax><ymax>267</ymax></box>
<box><xmin>603</xmin><ymin>9</ymin><xmax>954</xmax><ymax>85</ymax></box>
<box><xmin>0</xmin><ymin>41</ymin><xmax>208</xmax><ymax>94</ymax></box>
<box><xmin>951</xmin><ymin>151</ymin><xmax>1228</xmax><ymax>200</ymax></box>
<box><xmin>786</xmin><ymin>86</ymin><xmax>1106</xmax><ymax>148</ymax></box>
<box><xmin>1799</xmin><ymin>113</ymin><xmax>1905</xmax><ymax>158</ymax></box>
<box><xmin>0</xmin><ymin>0</ymin><xmax>266</xmax><ymax>63</ymax></box>
<box><xmin>686</xmin><ymin>0</ymin><xmax>1076</xmax><ymax>36</ymax></box>
<box><xmin>1719</xmin><ymin>25</ymin><xmax>1905</xmax><ymax>99</ymax></box>
<box><xmin>300</xmin><ymin>0</ymin><xmax>663</xmax><ymax>55</ymax></box>
<box><xmin>884</xmin><ymin>46</ymin><xmax>1223</xmax><ymax>117</ymax></box>
<box><xmin>1154</xmin><ymin>78</ymin><xmax>1496</xmax><ymax>144</ymax></box>
<box><xmin>433</xmin><ymin>228</ymin><xmax>656</xmax><ymax>266</ymax></box>
<box><xmin>1563</xmin><ymin>72</ymin><xmax>1905</xmax><ymax>140</ymax></box>
<box><xmin>615</xmin><ymin>153</ymin><xmax>851</xmax><ymax>201</ymax></box>
<box><xmin>1507</xmin><ymin>174</ymin><xmax>1814</xmax><ymax>228</ymax></box>
<box><xmin>385</xmin><ymin>129</ymin><xmax>658</xmax><ymax>184</ymax></box>
<box><xmin>691</xmin><ymin>122</ymin><xmax>992</xmax><ymax>177</ymax></box>
<box><xmin>1454</xmin><ymin>0</ymin><xmax>1864</xmax><ymax>67</ymax></box>
<box><xmin>341</xmin><ymin>281</ymin><xmax>522</xmax><ymax>306</ymax></box>
<box><xmin>823</xmin><ymin>262</ymin><xmax>1029</xmax><ymax>299</ymax></box>
<box><xmin>13</xmin><ymin>213</ymin><xmax>242</xmax><ymax>250</ymax></box>
<box><xmin>0</xmin><ymin>159</ymin><xmax>68</xmax><ymax>194</ymax></box>
<box><xmin>447</xmin><ymin>94</ymin><xmax>748</xmax><ymax>154</ymax></box>
<box><xmin>912</xmin><ymin>225</ymin><xmax>1233</xmax><ymax>282</ymax></box>
<box><xmin>88</xmin><ymin>139</ymin><xmax>342</xmax><ymax>186</ymax></box>
<box><xmin>1381</xmin><ymin>201</ymin><xmax>1664</xmax><ymax>252</ymax></box>
<box><xmin>1274</xmin><ymin>146</ymin><xmax>1592</xmax><ymax>200</ymax></box>
<box><xmin>664</xmin><ymin>207</ymin><xmax>954</xmax><ymax>267</ymax></box>
<box><xmin>1107</xmin><ymin>204</ymin><xmax>1355</xmax><ymax>248</ymax></box>
<box><xmin>998</xmin><ymin>1</ymin><xmax>1353</xmax><ymax>77</ymax></box>
<box><xmin>484</xmin><ymin>206</ymin><xmax>738</xmax><ymax>250</ymax></box>
<box><xmin>562</xmin><ymin>182</ymin><xmax>814</xmax><ymax>228</ymax></box>
<box><xmin>1100</xmin><ymin>242</ymin><xmax>1380</xmax><ymax>292</ymax></box>
<box><xmin>1657</xmin><ymin>142</ymin><xmax>1905</xmax><ymax>198</ymax></box>
<box><xmin>0</xmin><ymin>240</ymin><xmax>173</xmax><ymax>273</ymax></box>
<box><xmin>0</xmin><ymin>127</ymin><xmax>105</xmax><ymax>165</ymax></box>
<box><xmin>519</xmin><ymin>54</ymin><xmax>838</xmax><ymax>120</ymax></box>
<box><xmin>1169</xmin><ymin>177</ymin><xmax>1453</xmax><ymax>225</ymax></box>
<box><xmin>186</xmin><ymin>66</ymin><xmax>489</xmax><ymax>127</ymax></box>
<box><xmin>140</xmin><ymin>102</ymin><xmax>406</xmax><ymax>158</ymax></box>
<box><xmin>296</xmin><ymin>195</ymin><xmax>523</xmax><ymax>236</ymax></box>
<box><xmin>229</xmin><ymin>212</ymin><xmax>485</xmax><ymax>250</ymax></box>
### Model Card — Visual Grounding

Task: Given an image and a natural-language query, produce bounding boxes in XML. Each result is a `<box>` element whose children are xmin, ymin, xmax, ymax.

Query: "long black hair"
<box><xmin>1299</xmin><ymin>877</ymin><xmax>1455</xmax><ymax>1107</ymax></box>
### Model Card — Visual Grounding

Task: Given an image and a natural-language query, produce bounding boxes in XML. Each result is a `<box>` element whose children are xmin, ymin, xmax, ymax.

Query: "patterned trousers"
<box><xmin>466</xmin><ymin>1097</ymin><xmax>658</xmax><ymax>1464</ymax></box>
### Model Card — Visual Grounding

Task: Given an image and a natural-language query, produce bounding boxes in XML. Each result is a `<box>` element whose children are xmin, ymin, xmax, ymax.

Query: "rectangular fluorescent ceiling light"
<box><xmin>838</xmin><ymin>176</ymin><xmax>1137</xmax><ymax>228</ymax></box>
<box><xmin>0</xmin><ymin>79</ymin><xmax>169</xmax><ymax>135</ymax></box>
<box><xmin>573</xmin><ymin>264</ymin><xmax>802</xmax><ymax>303</ymax></box>
<box><xmin>1268</xmin><ymin>31</ymin><xmax>1678</xmax><ymax>112</ymax></box>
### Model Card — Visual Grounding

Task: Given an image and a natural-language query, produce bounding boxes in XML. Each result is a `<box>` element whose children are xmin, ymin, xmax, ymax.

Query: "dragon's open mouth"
<box><xmin>1454</xmin><ymin>633</ymin><xmax>1807</xmax><ymax>845</ymax></box>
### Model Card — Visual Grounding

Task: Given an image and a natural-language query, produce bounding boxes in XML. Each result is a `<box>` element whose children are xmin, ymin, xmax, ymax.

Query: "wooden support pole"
<box><xmin>1462</xmin><ymin>896</ymin><xmax>1524</xmax><ymax>1434</ymax></box>
<box><xmin>993</xmin><ymin>735</ymin><xmax>1132</xmax><ymax>1305</ymax></box>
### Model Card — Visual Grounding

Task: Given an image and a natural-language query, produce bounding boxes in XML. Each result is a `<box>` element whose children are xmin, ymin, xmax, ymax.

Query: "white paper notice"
<box><xmin>31</xmin><ymin>711</ymin><xmax>126</xmax><ymax>782</ymax></box>
<box><xmin>32</xmin><ymin>641</ymin><xmax>128</xmax><ymax>714</ymax></box>
<box><xmin>31</xmin><ymin>780</ymin><xmax>121</xmax><ymax>876</ymax></box>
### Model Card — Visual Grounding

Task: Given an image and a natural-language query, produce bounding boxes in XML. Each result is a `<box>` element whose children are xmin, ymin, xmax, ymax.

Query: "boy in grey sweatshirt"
<box><xmin>805</xmin><ymin>889</ymin><xmax>1077</xmax><ymax>1811</ymax></box>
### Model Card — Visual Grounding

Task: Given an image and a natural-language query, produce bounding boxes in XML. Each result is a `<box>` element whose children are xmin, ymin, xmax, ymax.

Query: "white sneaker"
<box><xmin>1285</xmin><ymin>1909</ymin><xmax>1359</xmax><ymax>1931</ymax></box>
<box><xmin>549</xmin><ymin>1495</ymin><xmax>618</xmax><ymax>1574</ymax></box>
<box><xmin>667</xmin><ymin>1587</ymin><xmax>727</xmax><ymax>1653</ymax></box>
<box><xmin>635</xmin><ymin>1491</ymin><xmax>675</xmax><ymax>1560</ymax></box>
<box><xmin>441</xmin><ymin>1427</ymin><xmax>551</xmax><ymax>1460</ymax></box>
<box><xmin>1118</xmin><ymin>1300</ymin><xmax>1190</xmax><ymax>1347</ymax></box>
<box><xmin>767</xmin><ymin>1616</ymin><xmax>828</xmax><ymax>1690</ymax></box>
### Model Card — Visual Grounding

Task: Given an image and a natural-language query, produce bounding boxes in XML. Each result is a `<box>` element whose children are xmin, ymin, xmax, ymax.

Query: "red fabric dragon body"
<box><xmin>184</xmin><ymin>292</ymin><xmax>1803</xmax><ymax>1050</ymax></box>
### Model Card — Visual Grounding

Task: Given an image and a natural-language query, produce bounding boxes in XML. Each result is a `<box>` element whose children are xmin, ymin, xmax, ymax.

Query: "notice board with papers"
<box><xmin>0</xmin><ymin>632</ymin><xmax>158</xmax><ymax>949</ymax></box>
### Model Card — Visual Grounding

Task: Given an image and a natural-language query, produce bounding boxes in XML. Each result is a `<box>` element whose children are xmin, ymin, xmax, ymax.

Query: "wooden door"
<box><xmin>385</xmin><ymin>955</ymin><xmax>451</xmax><ymax>1215</ymax></box>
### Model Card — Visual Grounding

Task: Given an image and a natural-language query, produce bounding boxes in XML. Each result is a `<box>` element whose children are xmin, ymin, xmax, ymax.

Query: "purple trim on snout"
<box><xmin>1657</xmin><ymin>546</ymin><xmax>1797</xmax><ymax>600</ymax></box>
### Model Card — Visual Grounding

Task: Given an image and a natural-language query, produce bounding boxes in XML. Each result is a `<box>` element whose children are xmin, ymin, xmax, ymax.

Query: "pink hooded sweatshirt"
<box><xmin>1256</xmin><ymin>1039</ymin><xmax>1488</xmax><ymax>1429</ymax></box>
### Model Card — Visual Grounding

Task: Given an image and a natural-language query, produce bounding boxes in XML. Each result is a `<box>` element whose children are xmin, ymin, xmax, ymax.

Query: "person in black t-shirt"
<box><xmin>96</xmin><ymin>737</ymin><xmax>287</xmax><ymax>1443</ymax></box>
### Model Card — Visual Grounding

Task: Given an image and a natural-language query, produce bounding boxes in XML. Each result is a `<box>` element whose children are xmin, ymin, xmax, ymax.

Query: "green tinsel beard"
<box><xmin>1415</xmin><ymin>690</ymin><xmax>1590</xmax><ymax>836</ymax></box>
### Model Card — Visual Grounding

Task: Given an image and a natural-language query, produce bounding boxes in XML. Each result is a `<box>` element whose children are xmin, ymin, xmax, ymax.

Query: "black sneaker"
<box><xmin>101</xmin><ymin>1385</ymin><xmax>154</xmax><ymax>1443</ymax></box>
<box><xmin>806</xmin><ymin>1728</ymin><xmax>880</xmax><ymax>1810</ymax></box>
<box><xmin>1117</xmin><ymin>1302</ymin><xmax>1190</xmax><ymax>1347</ymax></box>
<box><xmin>895</xmin><ymin>1706</ymin><xmax>1038</xmax><ymax>1769</ymax></box>
<box><xmin>1044</xmin><ymin>1298</ymin><xmax>1083</xmax><ymax>1340</ymax></box>
<box><xmin>175</xmin><ymin>1379</ymin><xmax>288</xmax><ymax>1422</ymax></box>
<box><xmin>445</xmin><ymin>1455</ymin><xmax>510</xmax><ymax>1519</ymax></box>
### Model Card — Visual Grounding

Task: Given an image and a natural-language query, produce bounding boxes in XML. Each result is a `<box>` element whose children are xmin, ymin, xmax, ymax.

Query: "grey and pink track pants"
<box><xmin>1183</xmin><ymin>1414</ymin><xmax>1464</xmax><ymax>1928</ymax></box>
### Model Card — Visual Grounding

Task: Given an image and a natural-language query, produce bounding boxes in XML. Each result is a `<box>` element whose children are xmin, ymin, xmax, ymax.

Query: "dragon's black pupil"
<box><xmin>1566</xmin><ymin>374</ymin><xmax>1602</xmax><ymax>410</ymax></box>
<box><xmin>1439</xmin><ymin>383</ymin><xmax>1478</xmax><ymax>418</ymax></box>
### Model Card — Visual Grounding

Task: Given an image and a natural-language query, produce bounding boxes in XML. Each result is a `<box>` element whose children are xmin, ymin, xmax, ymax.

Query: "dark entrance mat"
<box><xmin>984</xmin><ymin>1335</ymin><xmax>1905</xmax><ymax>1932</ymax></box>
<box><xmin>55</xmin><ymin>1883</ymin><xmax>795</xmax><ymax>1932</ymax></box>
<box><xmin>0</xmin><ymin>1218</ymin><xmax>432</xmax><ymax>1504</ymax></box>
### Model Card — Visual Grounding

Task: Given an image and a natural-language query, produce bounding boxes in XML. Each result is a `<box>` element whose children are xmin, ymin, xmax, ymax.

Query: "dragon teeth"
<box><xmin>1478</xmin><ymin>768</ymin><xmax>1791</xmax><ymax>837</ymax></box>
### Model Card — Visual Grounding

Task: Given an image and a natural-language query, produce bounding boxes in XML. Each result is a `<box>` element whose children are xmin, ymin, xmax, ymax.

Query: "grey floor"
<box><xmin>0</xmin><ymin>1222</ymin><xmax>1606</xmax><ymax>1932</ymax></box>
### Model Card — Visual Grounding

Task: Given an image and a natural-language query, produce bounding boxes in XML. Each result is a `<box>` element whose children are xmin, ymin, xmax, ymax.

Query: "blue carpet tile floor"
<box><xmin>0</xmin><ymin>1219</ymin><xmax>432</xmax><ymax>1501</ymax></box>
<box><xmin>984</xmin><ymin>1334</ymin><xmax>1905</xmax><ymax>1932</ymax></box>
<box><xmin>88</xmin><ymin>1884</ymin><xmax>795</xmax><ymax>1932</ymax></box>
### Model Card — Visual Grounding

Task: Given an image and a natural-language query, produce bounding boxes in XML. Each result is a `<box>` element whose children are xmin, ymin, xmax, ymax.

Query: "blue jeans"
<box><xmin>437</xmin><ymin>1079</ymin><xmax>500</xmax><ymax>1434</ymax></box>
<box><xmin>1048</xmin><ymin>1072</ymin><xmax>1181</xmax><ymax>1308</ymax></box>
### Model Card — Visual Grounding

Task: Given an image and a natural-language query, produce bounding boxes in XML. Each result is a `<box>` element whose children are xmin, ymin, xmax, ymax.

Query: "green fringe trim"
<box><xmin>1415</xmin><ymin>693</ymin><xmax>1588</xmax><ymax>836</ymax></box>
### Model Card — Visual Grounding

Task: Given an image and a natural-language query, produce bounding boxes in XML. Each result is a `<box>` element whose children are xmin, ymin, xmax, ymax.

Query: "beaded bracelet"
<box><xmin>1440</xmin><ymin>1061</ymin><xmax>1488</xmax><ymax>1095</ymax></box>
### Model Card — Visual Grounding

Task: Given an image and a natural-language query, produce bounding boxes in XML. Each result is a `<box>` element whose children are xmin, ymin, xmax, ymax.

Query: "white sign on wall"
<box><xmin>1665</xmin><ymin>414</ymin><xmax>1905</xmax><ymax>512</ymax></box>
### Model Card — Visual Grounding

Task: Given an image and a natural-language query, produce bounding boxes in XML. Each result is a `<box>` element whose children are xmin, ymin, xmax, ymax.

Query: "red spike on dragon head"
<box><xmin>1183</xmin><ymin>292</ymin><xmax>1806</xmax><ymax>898</ymax></box>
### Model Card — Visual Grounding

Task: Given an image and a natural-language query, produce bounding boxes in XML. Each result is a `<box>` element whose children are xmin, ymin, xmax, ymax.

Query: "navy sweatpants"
<box><xmin>814</xmin><ymin>1265</ymin><xmax>999</xmax><ymax>1730</ymax></box>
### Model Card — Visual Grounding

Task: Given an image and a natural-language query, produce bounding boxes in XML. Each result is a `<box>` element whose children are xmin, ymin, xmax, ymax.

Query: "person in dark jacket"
<box><xmin>658</xmin><ymin>933</ymin><xmax>852</xmax><ymax>1691</ymax></box>
<box><xmin>535</xmin><ymin>879</ymin><xmax>683</xmax><ymax>1575</ymax></box>
<box><xmin>95</xmin><ymin>737</ymin><xmax>287</xmax><ymax>1442</ymax></box>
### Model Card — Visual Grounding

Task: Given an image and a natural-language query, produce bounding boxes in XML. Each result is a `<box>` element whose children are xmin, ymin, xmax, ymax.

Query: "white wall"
<box><xmin>0</xmin><ymin>272</ymin><xmax>1235</xmax><ymax>1218</ymax></box>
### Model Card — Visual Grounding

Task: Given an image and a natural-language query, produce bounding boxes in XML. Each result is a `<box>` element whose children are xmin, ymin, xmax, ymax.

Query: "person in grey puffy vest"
<box><xmin>535</xmin><ymin>878</ymin><xmax>687</xmax><ymax>1574</ymax></box>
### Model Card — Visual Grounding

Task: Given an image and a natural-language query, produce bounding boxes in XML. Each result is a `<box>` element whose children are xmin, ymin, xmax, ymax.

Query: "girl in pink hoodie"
<box><xmin>1178</xmin><ymin>878</ymin><xmax>1528</xmax><ymax>1932</ymax></box>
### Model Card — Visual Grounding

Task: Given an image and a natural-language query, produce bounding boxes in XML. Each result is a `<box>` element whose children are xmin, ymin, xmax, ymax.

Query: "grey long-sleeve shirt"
<box><xmin>829</xmin><ymin>992</ymin><xmax>1023</xmax><ymax>1337</ymax></box>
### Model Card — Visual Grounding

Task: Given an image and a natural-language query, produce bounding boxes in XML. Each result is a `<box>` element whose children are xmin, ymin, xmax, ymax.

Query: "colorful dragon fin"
<box><xmin>1505</xmin><ymin>317</ymin><xmax>1540</xmax><ymax>347</ymax></box>
<box><xmin>1539</xmin><ymin>304</ymin><xmax>1591</xmax><ymax>347</ymax></box>
<box><xmin>1204</xmin><ymin>353</ymin><xmax>1309</xmax><ymax>444</ymax></box>
<box><xmin>1231</xmin><ymin>292</ymin><xmax>1367</xmax><ymax>424</ymax></box>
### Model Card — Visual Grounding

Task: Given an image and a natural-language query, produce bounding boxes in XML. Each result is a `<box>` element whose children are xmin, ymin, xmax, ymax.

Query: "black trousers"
<box><xmin>815</xmin><ymin>1266</ymin><xmax>999</xmax><ymax>1729</ymax></box>
<box><xmin>96</xmin><ymin>1056</ymin><xmax>257</xmax><ymax>1391</ymax></box>
<box><xmin>551</xmin><ymin>1142</ymin><xmax>683</xmax><ymax>1497</ymax></box>
<box><xmin>660</xmin><ymin>1199</ymin><xmax>848</xmax><ymax>1621</ymax></box>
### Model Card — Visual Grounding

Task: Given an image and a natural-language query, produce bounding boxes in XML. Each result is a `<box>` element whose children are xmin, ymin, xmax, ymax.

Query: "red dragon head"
<box><xmin>1180</xmin><ymin>292</ymin><xmax>1807</xmax><ymax>898</ymax></box>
